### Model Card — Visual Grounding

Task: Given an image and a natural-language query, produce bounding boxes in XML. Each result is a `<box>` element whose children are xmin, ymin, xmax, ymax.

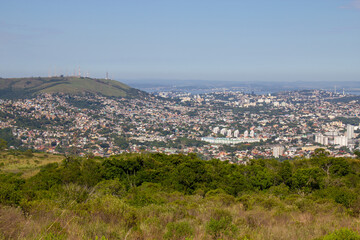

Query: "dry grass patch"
<box><xmin>0</xmin><ymin>152</ymin><xmax>64</xmax><ymax>178</ymax></box>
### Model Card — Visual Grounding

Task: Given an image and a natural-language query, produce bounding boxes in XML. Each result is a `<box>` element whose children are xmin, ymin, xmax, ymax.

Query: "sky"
<box><xmin>0</xmin><ymin>0</ymin><xmax>360</xmax><ymax>82</ymax></box>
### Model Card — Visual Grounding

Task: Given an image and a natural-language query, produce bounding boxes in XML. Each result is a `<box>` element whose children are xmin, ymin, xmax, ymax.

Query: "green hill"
<box><xmin>0</xmin><ymin>76</ymin><xmax>146</xmax><ymax>98</ymax></box>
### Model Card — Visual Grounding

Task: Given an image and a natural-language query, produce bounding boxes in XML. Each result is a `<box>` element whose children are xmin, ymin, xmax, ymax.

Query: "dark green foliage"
<box><xmin>14</xmin><ymin>115</ymin><xmax>53</xmax><ymax>130</ymax></box>
<box><xmin>173</xmin><ymin>159</ymin><xmax>208</xmax><ymax>193</ymax></box>
<box><xmin>315</xmin><ymin>187</ymin><xmax>358</xmax><ymax>209</ymax></box>
<box><xmin>292</xmin><ymin>167</ymin><xmax>324</xmax><ymax>191</ymax></box>
<box><xmin>279</xmin><ymin>160</ymin><xmax>292</xmax><ymax>186</ymax></box>
<box><xmin>313</xmin><ymin>155</ymin><xmax>351</xmax><ymax>178</ymax></box>
<box><xmin>334</xmin><ymin>189</ymin><xmax>357</xmax><ymax>208</ymax></box>
<box><xmin>0</xmin><ymin>139</ymin><xmax>7</xmax><ymax>151</ymax></box>
<box><xmin>99</xmin><ymin>143</ymin><xmax>110</xmax><ymax>149</ymax></box>
<box><xmin>246</xmin><ymin>160</ymin><xmax>274</xmax><ymax>190</ymax></box>
<box><xmin>0</xmin><ymin>173</ymin><xmax>24</xmax><ymax>205</ymax></box>
<box><xmin>24</xmin><ymin>163</ymin><xmax>62</xmax><ymax>192</ymax></box>
<box><xmin>0</xmin><ymin>128</ymin><xmax>22</xmax><ymax>148</ymax></box>
<box><xmin>66</xmin><ymin>96</ymin><xmax>104</xmax><ymax>109</ymax></box>
<box><xmin>79</xmin><ymin>159</ymin><xmax>103</xmax><ymax>186</ymax></box>
<box><xmin>1</xmin><ymin>152</ymin><xmax>360</xmax><ymax>219</ymax></box>
<box><xmin>113</xmin><ymin>135</ymin><xmax>129</xmax><ymax>149</ymax></box>
<box><xmin>329</xmin><ymin>158</ymin><xmax>351</xmax><ymax>177</ymax></box>
<box><xmin>333</xmin><ymin>117</ymin><xmax>360</xmax><ymax>126</ymax></box>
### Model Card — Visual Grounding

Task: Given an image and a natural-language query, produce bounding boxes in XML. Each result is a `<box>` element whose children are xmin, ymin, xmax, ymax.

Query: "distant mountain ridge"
<box><xmin>0</xmin><ymin>76</ymin><xmax>147</xmax><ymax>99</ymax></box>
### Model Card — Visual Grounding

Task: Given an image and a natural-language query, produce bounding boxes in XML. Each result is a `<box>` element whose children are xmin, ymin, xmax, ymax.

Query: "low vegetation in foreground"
<box><xmin>1</xmin><ymin>149</ymin><xmax>360</xmax><ymax>239</ymax></box>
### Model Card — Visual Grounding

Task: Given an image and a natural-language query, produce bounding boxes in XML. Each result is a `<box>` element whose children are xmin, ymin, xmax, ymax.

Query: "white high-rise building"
<box><xmin>244</xmin><ymin>130</ymin><xmax>249</xmax><ymax>138</ymax></box>
<box><xmin>233</xmin><ymin>130</ymin><xmax>239</xmax><ymax>138</ymax></box>
<box><xmin>213</xmin><ymin>127</ymin><xmax>220</xmax><ymax>134</ymax></box>
<box><xmin>250</xmin><ymin>130</ymin><xmax>255</xmax><ymax>138</ymax></box>
<box><xmin>323</xmin><ymin>136</ymin><xmax>329</xmax><ymax>146</ymax></box>
<box><xmin>346</xmin><ymin>124</ymin><xmax>355</xmax><ymax>139</ymax></box>
<box><xmin>334</xmin><ymin>136</ymin><xmax>348</xmax><ymax>146</ymax></box>
<box><xmin>315</xmin><ymin>133</ymin><xmax>329</xmax><ymax>146</ymax></box>
<box><xmin>226</xmin><ymin>129</ymin><xmax>232</xmax><ymax>138</ymax></box>
<box><xmin>220</xmin><ymin>128</ymin><xmax>227</xmax><ymax>135</ymax></box>
<box><xmin>273</xmin><ymin>146</ymin><xmax>284</xmax><ymax>158</ymax></box>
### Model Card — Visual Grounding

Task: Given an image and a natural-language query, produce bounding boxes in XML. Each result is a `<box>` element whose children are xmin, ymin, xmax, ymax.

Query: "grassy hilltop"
<box><xmin>0</xmin><ymin>76</ymin><xmax>145</xmax><ymax>98</ymax></box>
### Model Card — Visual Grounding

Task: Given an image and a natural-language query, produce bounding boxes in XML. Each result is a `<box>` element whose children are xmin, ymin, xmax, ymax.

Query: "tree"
<box><xmin>0</xmin><ymin>139</ymin><xmax>7</xmax><ymax>151</ymax></box>
<box><xmin>313</xmin><ymin>148</ymin><xmax>330</xmax><ymax>158</ymax></box>
<box><xmin>292</xmin><ymin>168</ymin><xmax>324</xmax><ymax>191</ymax></box>
<box><xmin>279</xmin><ymin>160</ymin><xmax>292</xmax><ymax>186</ymax></box>
<box><xmin>354</xmin><ymin>150</ymin><xmax>360</xmax><ymax>159</ymax></box>
<box><xmin>23</xmin><ymin>149</ymin><xmax>34</xmax><ymax>157</ymax></box>
<box><xmin>100</xmin><ymin>143</ymin><xmax>110</xmax><ymax>149</ymax></box>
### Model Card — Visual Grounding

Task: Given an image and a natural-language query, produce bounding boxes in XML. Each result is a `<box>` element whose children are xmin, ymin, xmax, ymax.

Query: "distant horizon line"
<box><xmin>1</xmin><ymin>75</ymin><xmax>359</xmax><ymax>84</ymax></box>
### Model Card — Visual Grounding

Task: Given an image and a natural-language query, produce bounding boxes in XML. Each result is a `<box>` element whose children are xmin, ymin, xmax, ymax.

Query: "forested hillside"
<box><xmin>1</xmin><ymin>151</ymin><xmax>360</xmax><ymax>239</ymax></box>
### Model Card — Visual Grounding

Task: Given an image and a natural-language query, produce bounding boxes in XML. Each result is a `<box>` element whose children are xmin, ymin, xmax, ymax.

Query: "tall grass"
<box><xmin>1</xmin><ymin>190</ymin><xmax>359</xmax><ymax>240</ymax></box>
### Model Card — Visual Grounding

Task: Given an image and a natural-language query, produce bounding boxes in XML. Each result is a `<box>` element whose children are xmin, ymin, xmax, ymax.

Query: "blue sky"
<box><xmin>1</xmin><ymin>0</ymin><xmax>359</xmax><ymax>82</ymax></box>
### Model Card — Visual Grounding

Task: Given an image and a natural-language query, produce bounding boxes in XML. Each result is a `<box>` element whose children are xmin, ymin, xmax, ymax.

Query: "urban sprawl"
<box><xmin>0</xmin><ymin>89</ymin><xmax>359</xmax><ymax>163</ymax></box>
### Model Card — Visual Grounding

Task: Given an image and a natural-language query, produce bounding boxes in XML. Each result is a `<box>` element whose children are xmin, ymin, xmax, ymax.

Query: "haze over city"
<box><xmin>1</xmin><ymin>0</ymin><xmax>360</xmax><ymax>82</ymax></box>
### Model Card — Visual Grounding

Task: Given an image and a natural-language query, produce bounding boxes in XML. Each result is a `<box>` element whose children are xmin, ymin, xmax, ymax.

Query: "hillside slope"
<box><xmin>0</xmin><ymin>76</ymin><xmax>146</xmax><ymax>98</ymax></box>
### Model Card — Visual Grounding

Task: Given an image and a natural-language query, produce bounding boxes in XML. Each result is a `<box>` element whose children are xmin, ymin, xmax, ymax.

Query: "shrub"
<box><xmin>0</xmin><ymin>183</ymin><xmax>23</xmax><ymax>205</ymax></box>
<box><xmin>334</xmin><ymin>189</ymin><xmax>357</xmax><ymax>208</ymax></box>
<box><xmin>59</xmin><ymin>183</ymin><xmax>91</xmax><ymax>205</ymax></box>
<box><xmin>260</xmin><ymin>196</ymin><xmax>281</xmax><ymax>210</ymax></box>
<box><xmin>292</xmin><ymin>168</ymin><xmax>324</xmax><ymax>191</ymax></box>
<box><xmin>238</xmin><ymin>194</ymin><xmax>254</xmax><ymax>210</ymax></box>
<box><xmin>268</xmin><ymin>183</ymin><xmax>290</xmax><ymax>199</ymax></box>
<box><xmin>205</xmin><ymin>189</ymin><xmax>236</xmax><ymax>206</ymax></box>
<box><xmin>322</xmin><ymin>228</ymin><xmax>360</xmax><ymax>240</ymax></box>
<box><xmin>294</xmin><ymin>198</ymin><xmax>315</xmax><ymax>212</ymax></box>
<box><xmin>95</xmin><ymin>237</ymin><xmax>109</xmax><ymax>240</ymax></box>
<box><xmin>40</xmin><ymin>222</ymin><xmax>68</xmax><ymax>240</ymax></box>
<box><xmin>164</xmin><ymin>220</ymin><xmax>194</xmax><ymax>240</ymax></box>
<box><xmin>125</xmin><ymin>182</ymin><xmax>166</xmax><ymax>207</ymax></box>
<box><xmin>206</xmin><ymin>209</ymin><xmax>236</xmax><ymax>239</ymax></box>
<box><xmin>85</xmin><ymin>195</ymin><xmax>138</xmax><ymax>228</ymax></box>
<box><xmin>94</xmin><ymin>179</ymin><xmax>127</xmax><ymax>198</ymax></box>
<box><xmin>23</xmin><ymin>149</ymin><xmax>34</xmax><ymax>157</ymax></box>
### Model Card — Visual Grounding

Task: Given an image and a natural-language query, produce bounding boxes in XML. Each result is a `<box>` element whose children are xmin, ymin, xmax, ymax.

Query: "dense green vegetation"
<box><xmin>0</xmin><ymin>77</ymin><xmax>146</xmax><ymax>99</ymax></box>
<box><xmin>333</xmin><ymin>117</ymin><xmax>360</xmax><ymax>126</ymax></box>
<box><xmin>0</xmin><ymin>128</ymin><xmax>22</xmax><ymax>148</ymax></box>
<box><xmin>66</xmin><ymin>96</ymin><xmax>105</xmax><ymax>109</ymax></box>
<box><xmin>1</xmin><ymin>150</ymin><xmax>360</xmax><ymax>239</ymax></box>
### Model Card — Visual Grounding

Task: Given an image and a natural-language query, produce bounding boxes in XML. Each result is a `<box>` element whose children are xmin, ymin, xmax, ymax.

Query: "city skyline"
<box><xmin>1</xmin><ymin>0</ymin><xmax>360</xmax><ymax>82</ymax></box>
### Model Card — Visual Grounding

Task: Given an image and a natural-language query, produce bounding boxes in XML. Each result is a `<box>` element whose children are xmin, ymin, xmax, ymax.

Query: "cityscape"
<box><xmin>1</xmin><ymin>0</ymin><xmax>360</xmax><ymax>239</ymax></box>
<box><xmin>1</xmin><ymin>85</ymin><xmax>359</xmax><ymax>162</ymax></box>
